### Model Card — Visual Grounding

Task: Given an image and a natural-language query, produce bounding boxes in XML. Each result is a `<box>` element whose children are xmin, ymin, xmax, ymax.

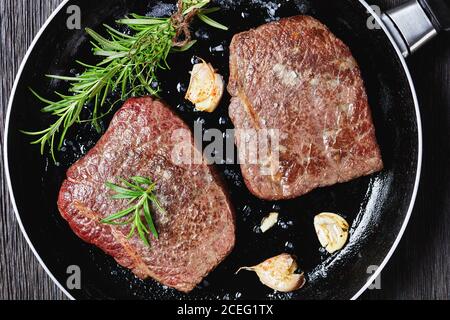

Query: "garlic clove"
<box><xmin>314</xmin><ymin>212</ymin><xmax>349</xmax><ymax>254</ymax></box>
<box><xmin>185</xmin><ymin>61</ymin><xmax>224</xmax><ymax>112</ymax></box>
<box><xmin>237</xmin><ymin>253</ymin><xmax>305</xmax><ymax>292</ymax></box>
<box><xmin>260</xmin><ymin>212</ymin><xmax>279</xmax><ymax>233</ymax></box>
<box><xmin>195</xmin><ymin>73</ymin><xmax>224</xmax><ymax>112</ymax></box>
<box><xmin>185</xmin><ymin>63</ymin><xmax>215</xmax><ymax>104</ymax></box>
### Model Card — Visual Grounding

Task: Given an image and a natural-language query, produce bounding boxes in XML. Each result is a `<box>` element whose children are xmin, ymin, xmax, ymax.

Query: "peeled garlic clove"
<box><xmin>314</xmin><ymin>212</ymin><xmax>349</xmax><ymax>254</ymax></box>
<box><xmin>185</xmin><ymin>61</ymin><xmax>224</xmax><ymax>112</ymax></box>
<box><xmin>237</xmin><ymin>253</ymin><xmax>305</xmax><ymax>292</ymax></box>
<box><xmin>260</xmin><ymin>212</ymin><xmax>279</xmax><ymax>233</ymax></box>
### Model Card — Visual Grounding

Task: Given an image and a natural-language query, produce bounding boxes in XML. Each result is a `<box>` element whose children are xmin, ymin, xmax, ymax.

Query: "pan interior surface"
<box><xmin>6</xmin><ymin>0</ymin><xmax>419</xmax><ymax>300</ymax></box>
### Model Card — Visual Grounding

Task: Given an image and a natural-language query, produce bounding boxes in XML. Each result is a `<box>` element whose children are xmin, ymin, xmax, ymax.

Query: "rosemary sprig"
<box><xmin>102</xmin><ymin>177</ymin><xmax>165</xmax><ymax>246</ymax></box>
<box><xmin>24</xmin><ymin>0</ymin><xmax>227</xmax><ymax>162</ymax></box>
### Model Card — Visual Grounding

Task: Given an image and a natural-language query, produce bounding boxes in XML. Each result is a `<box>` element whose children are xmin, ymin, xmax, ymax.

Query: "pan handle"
<box><xmin>380</xmin><ymin>0</ymin><xmax>449</xmax><ymax>57</ymax></box>
<box><xmin>418</xmin><ymin>0</ymin><xmax>450</xmax><ymax>32</ymax></box>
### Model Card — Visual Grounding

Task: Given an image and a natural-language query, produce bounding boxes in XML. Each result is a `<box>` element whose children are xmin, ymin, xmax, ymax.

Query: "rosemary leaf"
<box><xmin>197</xmin><ymin>13</ymin><xmax>229</xmax><ymax>30</ymax></box>
<box><xmin>103</xmin><ymin>177</ymin><xmax>163</xmax><ymax>246</ymax></box>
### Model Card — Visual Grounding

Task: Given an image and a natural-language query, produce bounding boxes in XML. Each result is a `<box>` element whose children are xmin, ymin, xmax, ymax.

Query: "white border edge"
<box><xmin>3</xmin><ymin>0</ymin><xmax>75</xmax><ymax>301</ymax></box>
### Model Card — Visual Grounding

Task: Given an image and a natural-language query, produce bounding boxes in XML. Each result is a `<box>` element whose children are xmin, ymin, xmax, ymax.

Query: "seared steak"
<box><xmin>228</xmin><ymin>16</ymin><xmax>383</xmax><ymax>200</ymax></box>
<box><xmin>58</xmin><ymin>97</ymin><xmax>235</xmax><ymax>293</ymax></box>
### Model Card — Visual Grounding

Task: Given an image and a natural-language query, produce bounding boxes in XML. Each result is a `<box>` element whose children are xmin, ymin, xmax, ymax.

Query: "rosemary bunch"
<box><xmin>23</xmin><ymin>0</ymin><xmax>227</xmax><ymax>161</ymax></box>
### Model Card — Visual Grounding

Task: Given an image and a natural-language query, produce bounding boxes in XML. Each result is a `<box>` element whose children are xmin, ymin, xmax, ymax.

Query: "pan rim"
<box><xmin>3</xmin><ymin>0</ymin><xmax>74</xmax><ymax>300</ymax></box>
<box><xmin>350</xmin><ymin>0</ymin><xmax>423</xmax><ymax>300</ymax></box>
<box><xmin>3</xmin><ymin>0</ymin><xmax>422</xmax><ymax>301</ymax></box>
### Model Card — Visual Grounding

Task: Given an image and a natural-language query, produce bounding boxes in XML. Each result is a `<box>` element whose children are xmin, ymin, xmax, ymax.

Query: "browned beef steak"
<box><xmin>228</xmin><ymin>16</ymin><xmax>383</xmax><ymax>201</ymax></box>
<box><xmin>58</xmin><ymin>97</ymin><xmax>235</xmax><ymax>293</ymax></box>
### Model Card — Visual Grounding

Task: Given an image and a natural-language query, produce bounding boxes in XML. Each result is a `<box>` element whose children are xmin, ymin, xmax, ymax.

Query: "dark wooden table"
<box><xmin>0</xmin><ymin>0</ymin><xmax>449</xmax><ymax>300</ymax></box>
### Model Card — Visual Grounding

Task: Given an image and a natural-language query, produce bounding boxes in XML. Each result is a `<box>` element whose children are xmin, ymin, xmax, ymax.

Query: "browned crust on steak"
<box><xmin>228</xmin><ymin>16</ymin><xmax>383</xmax><ymax>200</ymax></box>
<box><xmin>58</xmin><ymin>97</ymin><xmax>235</xmax><ymax>292</ymax></box>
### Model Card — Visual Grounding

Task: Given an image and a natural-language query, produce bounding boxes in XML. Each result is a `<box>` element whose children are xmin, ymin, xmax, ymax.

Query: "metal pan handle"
<box><xmin>381</xmin><ymin>0</ymin><xmax>449</xmax><ymax>57</ymax></box>
<box><xmin>418</xmin><ymin>0</ymin><xmax>450</xmax><ymax>32</ymax></box>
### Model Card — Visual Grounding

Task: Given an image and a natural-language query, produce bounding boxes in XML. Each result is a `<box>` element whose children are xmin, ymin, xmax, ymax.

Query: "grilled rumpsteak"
<box><xmin>58</xmin><ymin>97</ymin><xmax>235</xmax><ymax>292</ymax></box>
<box><xmin>228</xmin><ymin>16</ymin><xmax>383</xmax><ymax>200</ymax></box>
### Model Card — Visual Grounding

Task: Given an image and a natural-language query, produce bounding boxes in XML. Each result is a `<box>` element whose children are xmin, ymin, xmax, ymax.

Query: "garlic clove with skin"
<box><xmin>195</xmin><ymin>72</ymin><xmax>224</xmax><ymax>112</ymax></box>
<box><xmin>185</xmin><ymin>60</ymin><xmax>224</xmax><ymax>112</ymax></box>
<box><xmin>314</xmin><ymin>212</ymin><xmax>349</xmax><ymax>254</ymax></box>
<box><xmin>237</xmin><ymin>253</ymin><xmax>305</xmax><ymax>292</ymax></box>
<box><xmin>185</xmin><ymin>63</ymin><xmax>214</xmax><ymax>103</ymax></box>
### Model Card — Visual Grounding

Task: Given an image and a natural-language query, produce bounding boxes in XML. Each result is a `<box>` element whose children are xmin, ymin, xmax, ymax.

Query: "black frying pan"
<box><xmin>4</xmin><ymin>0</ymin><xmax>449</xmax><ymax>300</ymax></box>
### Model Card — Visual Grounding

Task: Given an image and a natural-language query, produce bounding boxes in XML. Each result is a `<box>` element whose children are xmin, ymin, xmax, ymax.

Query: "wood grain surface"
<box><xmin>0</xmin><ymin>0</ymin><xmax>449</xmax><ymax>300</ymax></box>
